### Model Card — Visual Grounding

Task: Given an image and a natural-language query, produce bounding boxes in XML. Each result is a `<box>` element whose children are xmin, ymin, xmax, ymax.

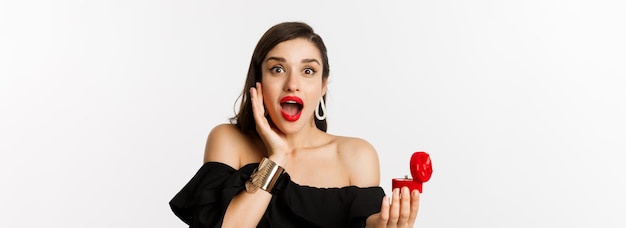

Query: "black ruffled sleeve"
<box><xmin>276</xmin><ymin>181</ymin><xmax>385</xmax><ymax>228</ymax></box>
<box><xmin>171</xmin><ymin>162</ymin><xmax>385</xmax><ymax>228</ymax></box>
<box><xmin>169</xmin><ymin>162</ymin><xmax>257</xmax><ymax>228</ymax></box>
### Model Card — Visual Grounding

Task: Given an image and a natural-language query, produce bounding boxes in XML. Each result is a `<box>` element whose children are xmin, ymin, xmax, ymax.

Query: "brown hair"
<box><xmin>230</xmin><ymin>21</ymin><xmax>330</xmax><ymax>136</ymax></box>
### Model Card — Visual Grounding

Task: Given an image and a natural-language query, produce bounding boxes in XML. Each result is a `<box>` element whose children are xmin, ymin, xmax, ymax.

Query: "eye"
<box><xmin>270</xmin><ymin>66</ymin><xmax>285</xmax><ymax>74</ymax></box>
<box><xmin>303</xmin><ymin>68</ymin><xmax>316</xmax><ymax>76</ymax></box>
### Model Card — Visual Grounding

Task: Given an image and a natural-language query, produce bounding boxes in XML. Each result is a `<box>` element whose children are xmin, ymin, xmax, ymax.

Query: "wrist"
<box><xmin>245</xmin><ymin>157</ymin><xmax>285</xmax><ymax>194</ymax></box>
<box><xmin>268</xmin><ymin>154</ymin><xmax>288</xmax><ymax>167</ymax></box>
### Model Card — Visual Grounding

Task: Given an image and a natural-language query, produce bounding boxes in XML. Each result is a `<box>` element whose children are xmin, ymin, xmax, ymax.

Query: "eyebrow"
<box><xmin>265</xmin><ymin>57</ymin><xmax>321</xmax><ymax>65</ymax></box>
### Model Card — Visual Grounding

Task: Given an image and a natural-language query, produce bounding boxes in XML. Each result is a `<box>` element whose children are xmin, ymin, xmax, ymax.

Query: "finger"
<box><xmin>378</xmin><ymin>196</ymin><xmax>390</xmax><ymax>225</ymax></box>
<box><xmin>407</xmin><ymin>190</ymin><xmax>421</xmax><ymax>225</ymax></box>
<box><xmin>255</xmin><ymin>82</ymin><xmax>263</xmax><ymax>103</ymax></box>
<box><xmin>254</xmin><ymin>82</ymin><xmax>264</xmax><ymax>115</ymax></box>
<box><xmin>250</xmin><ymin>83</ymin><xmax>266</xmax><ymax>124</ymax></box>
<box><xmin>388</xmin><ymin>188</ymin><xmax>400</xmax><ymax>225</ymax></box>
<box><xmin>398</xmin><ymin>187</ymin><xmax>411</xmax><ymax>225</ymax></box>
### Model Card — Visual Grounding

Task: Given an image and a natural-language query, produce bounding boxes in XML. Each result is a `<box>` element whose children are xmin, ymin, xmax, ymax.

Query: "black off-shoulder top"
<box><xmin>169</xmin><ymin>162</ymin><xmax>385</xmax><ymax>228</ymax></box>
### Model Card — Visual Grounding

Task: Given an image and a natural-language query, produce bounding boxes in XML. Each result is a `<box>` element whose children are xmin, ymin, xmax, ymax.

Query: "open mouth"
<box><xmin>280</xmin><ymin>96</ymin><xmax>303</xmax><ymax>121</ymax></box>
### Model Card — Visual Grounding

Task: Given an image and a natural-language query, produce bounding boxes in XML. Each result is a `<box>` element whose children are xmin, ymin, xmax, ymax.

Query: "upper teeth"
<box><xmin>285</xmin><ymin>101</ymin><xmax>297</xmax><ymax>104</ymax></box>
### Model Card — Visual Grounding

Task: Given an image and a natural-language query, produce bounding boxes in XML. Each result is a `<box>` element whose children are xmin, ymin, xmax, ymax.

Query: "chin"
<box><xmin>275</xmin><ymin>121</ymin><xmax>304</xmax><ymax>135</ymax></box>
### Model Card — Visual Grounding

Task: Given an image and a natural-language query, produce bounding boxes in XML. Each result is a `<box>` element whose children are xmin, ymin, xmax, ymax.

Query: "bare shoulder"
<box><xmin>203</xmin><ymin>123</ymin><xmax>255</xmax><ymax>169</ymax></box>
<box><xmin>334</xmin><ymin>135</ymin><xmax>381</xmax><ymax>187</ymax></box>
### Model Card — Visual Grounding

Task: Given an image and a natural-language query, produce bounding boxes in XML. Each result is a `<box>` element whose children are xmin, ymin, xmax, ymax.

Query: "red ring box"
<box><xmin>392</xmin><ymin>151</ymin><xmax>433</xmax><ymax>193</ymax></box>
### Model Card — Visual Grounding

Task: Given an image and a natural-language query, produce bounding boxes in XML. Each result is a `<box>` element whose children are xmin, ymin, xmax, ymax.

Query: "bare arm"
<box><xmin>203</xmin><ymin>124</ymin><xmax>282</xmax><ymax>227</ymax></box>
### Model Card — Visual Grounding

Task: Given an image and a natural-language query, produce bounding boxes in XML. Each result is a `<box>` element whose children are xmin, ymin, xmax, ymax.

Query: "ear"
<box><xmin>322</xmin><ymin>78</ymin><xmax>328</xmax><ymax>96</ymax></box>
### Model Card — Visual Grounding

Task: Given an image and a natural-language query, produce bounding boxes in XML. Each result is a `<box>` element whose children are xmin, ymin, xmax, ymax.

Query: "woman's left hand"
<box><xmin>249</xmin><ymin>82</ymin><xmax>290</xmax><ymax>164</ymax></box>
<box><xmin>366</xmin><ymin>187</ymin><xmax>420</xmax><ymax>228</ymax></box>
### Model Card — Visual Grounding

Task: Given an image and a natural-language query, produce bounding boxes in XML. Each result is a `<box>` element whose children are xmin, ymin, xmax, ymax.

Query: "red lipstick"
<box><xmin>279</xmin><ymin>96</ymin><xmax>303</xmax><ymax>122</ymax></box>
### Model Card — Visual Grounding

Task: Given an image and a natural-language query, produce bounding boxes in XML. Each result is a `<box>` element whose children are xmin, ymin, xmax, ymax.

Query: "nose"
<box><xmin>284</xmin><ymin>70</ymin><xmax>300</xmax><ymax>92</ymax></box>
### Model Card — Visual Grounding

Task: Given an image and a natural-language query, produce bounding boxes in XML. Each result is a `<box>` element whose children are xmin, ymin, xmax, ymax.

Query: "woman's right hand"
<box><xmin>250</xmin><ymin>82</ymin><xmax>290</xmax><ymax>165</ymax></box>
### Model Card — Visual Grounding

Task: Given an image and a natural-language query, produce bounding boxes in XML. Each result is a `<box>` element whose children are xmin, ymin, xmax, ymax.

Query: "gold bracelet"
<box><xmin>245</xmin><ymin>158</ymin><xmax>284</xmax><ymax>193</ymax></box>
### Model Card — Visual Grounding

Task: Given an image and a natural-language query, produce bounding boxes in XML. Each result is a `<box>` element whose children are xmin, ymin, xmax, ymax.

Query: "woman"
<box><xmin>170</xmin><ymin>21</ymin><xmax>420</xmax><ymax>227</ymax></box>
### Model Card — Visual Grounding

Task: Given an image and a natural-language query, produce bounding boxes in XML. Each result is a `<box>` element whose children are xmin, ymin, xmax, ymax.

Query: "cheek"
<box><xmin>306</xmin><ymin>98</ymin><xmax>318</xmax><ymax>112</ymax></box>
<box><xmin>305</xmin><ymin>82</ymin><xmax>324</xmax><ymax>97</ymax></box>
<box><xmin>304</xmin><ymin>89</ymin><xmax>323</xmax><ymax>111</ymax></box>
<box><xmin>261</xmin><ymin>76</ymin><xmax>282</xmax><ymax>92</ymax></box>
<box><xmin>261</xmin><ymin>84</ymin><xmax>280</xmax><ymax>108</ymax></box>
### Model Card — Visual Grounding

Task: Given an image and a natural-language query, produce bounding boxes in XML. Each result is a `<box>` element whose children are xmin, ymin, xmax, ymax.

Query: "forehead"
<box><xmin>265</xmin><ymin>38</ymin><xmax>321</xmax><ymax>62</ymax></box>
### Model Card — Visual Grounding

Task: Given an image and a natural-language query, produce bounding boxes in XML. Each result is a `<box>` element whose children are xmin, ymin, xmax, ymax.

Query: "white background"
<box><xmin>1</xmin><ymin>0</ymin><xmax>625</xmax><ymax>227</ymax></box>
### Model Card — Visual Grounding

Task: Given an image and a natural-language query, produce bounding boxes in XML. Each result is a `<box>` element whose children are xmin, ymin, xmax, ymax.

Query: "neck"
<box><xmin>283</xmin><ymin>121</ymin><xmax>323</xmax><ymax>150</ymax></box>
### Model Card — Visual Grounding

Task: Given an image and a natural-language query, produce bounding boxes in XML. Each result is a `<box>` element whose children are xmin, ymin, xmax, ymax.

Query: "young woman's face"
<box><xmin>261</xmin><ymin>38</ymin><xmax>327</xmax><ymax>134</ymax></box>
